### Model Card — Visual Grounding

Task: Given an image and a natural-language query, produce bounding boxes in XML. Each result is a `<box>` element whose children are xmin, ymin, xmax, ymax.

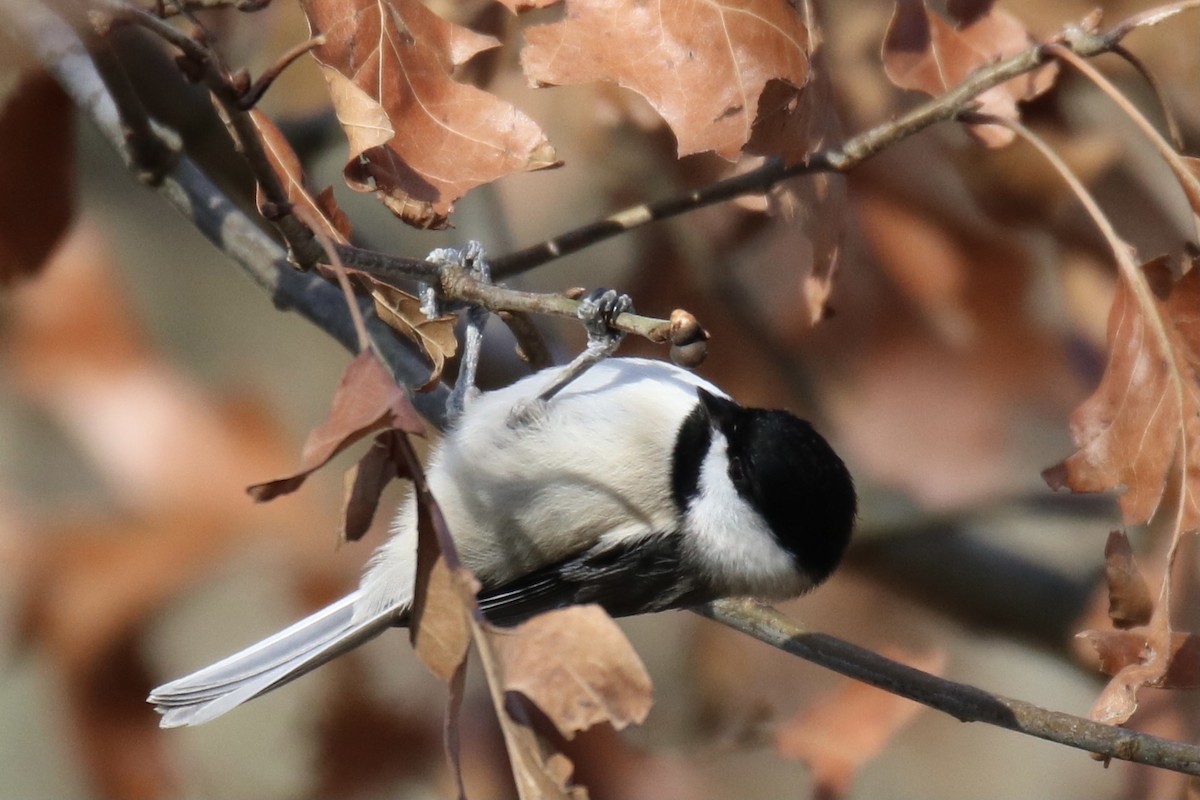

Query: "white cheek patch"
<box><xmin>683</xmin><ymin>432</ymin><xmax>808</xmax><ymax>599</ymax></box>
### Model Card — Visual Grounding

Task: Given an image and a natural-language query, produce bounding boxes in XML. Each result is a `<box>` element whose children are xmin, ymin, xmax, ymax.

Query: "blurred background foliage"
<box><xmin>1</xmin><ymin>0</ymin><xmax>1198</xmax><ymax>797</ymax></box>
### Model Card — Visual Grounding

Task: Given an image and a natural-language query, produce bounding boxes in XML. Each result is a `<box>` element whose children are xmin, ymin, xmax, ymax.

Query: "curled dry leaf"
<box><xmin>486</xmin><ymin>606</ymin><xmax>654</xmax><ymax>740</ymax></box>
<box><xmin>1047</xmin><ymin>259</ymin><xmax>1198</xmax><ymax>724</ymax></box>
<box><xmin>406</xmin><ymin>483</ymin><xmax>594</xmax><ymax>800</ymax></box>
<box><xmin>1043</xmin><ymin>258</ymin><xmax>1200</xmax><ymax>535</ymax></box>
<box><xmin>340</xmin><ymin>430</ymin><xmax>410</xmax><ymax>542</ymax></box>
<box><xmin>249</xmin><ymin>110</ymin><xmax>457</xmax><ymax>377</ymax></box>
<box><xmin>1103</xmin><ymin>530</ymin><xmax>1153</xmax><ymax>629</ymax></box>
<box><xmin>775</xmin><ymin>646</ymin><xmax>947</xmax><ymax>799</ymax></box>
<box><xmin>521</xmin><ymin>0</ymin><xmax>810</xmax><ymax>160</ymax></box>
<box><xmin>399</xmin><ymin>444</ymin><xmax>646</xmax><ymax>798</ymax></box>
<box><xmin>475</xmin><ymin>625</ymin><xmax>590</xmax><ymax>800</ymax></box>
<box><xmin>302</xmin><ymin>0</ymin><xmax>558</xmax><ymax>229</ymax></box>
<box><xmin>248</xmin><ymin>109</ymin><xmax>352</xmax><ymax>243</ymax></box>
<box><xmin>881</xmin><ymin>0</ymin><xmax>1058</xmax><ymax>147</ymax></box>
<box><xmin>409</xmin><ymin>453</ymin><xmax>479</xmax><ymax>681</ymax></box>
<box><xmin>248</xmin><ymin>351</ymin><xmax>425</xmax><ymax>501</ymax></box>
<box><xmin>369</xmin><ymin>281</ymin><xmax>458</xmax><ymax>389</ymax></box>
<box><xmin>385</xmin><ymin>430</ymin><xmax>481</xmax><ymax>797</ymax></box>
<box><xmin>1081</xmin><ymin>629</ymin><xmax>1200</xmax><ymax>690</ymax></box>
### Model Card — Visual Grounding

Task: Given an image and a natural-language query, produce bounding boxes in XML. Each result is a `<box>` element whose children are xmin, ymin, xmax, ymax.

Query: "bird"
<box><xmin>149</xmin><ymin>357</ymin><xmax>856</xmax><ymax>727</ymax></box>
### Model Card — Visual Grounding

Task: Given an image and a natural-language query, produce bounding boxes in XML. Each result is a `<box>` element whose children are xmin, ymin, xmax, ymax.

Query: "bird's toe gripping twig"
<box><xmin>507</xmin><ymin>288</ymin><xmax>634</xmax><ymax>428</ymax></box>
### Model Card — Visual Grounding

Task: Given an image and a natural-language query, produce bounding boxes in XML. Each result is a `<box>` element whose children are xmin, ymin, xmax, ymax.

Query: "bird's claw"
<box><xmin>577</xmin><ymin>288</ymin><xmax>634</xmax><ymax>354</ymax></box>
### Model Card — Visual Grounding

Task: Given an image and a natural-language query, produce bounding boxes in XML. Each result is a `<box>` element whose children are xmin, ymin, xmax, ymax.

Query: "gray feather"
<box><xmin>149</xmin><ymin>591</ymin><xmax>401</xmax><ymax>727</ymax></box>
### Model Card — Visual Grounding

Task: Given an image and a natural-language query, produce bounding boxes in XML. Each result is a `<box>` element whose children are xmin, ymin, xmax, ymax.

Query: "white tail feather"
<box><xmin>149</xmin><ymin>591</ymin><xmax>401</xmax><ymax>727</ymax></box>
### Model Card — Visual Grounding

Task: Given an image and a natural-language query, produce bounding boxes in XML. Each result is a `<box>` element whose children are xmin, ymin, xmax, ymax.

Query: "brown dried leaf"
<box><xmin>746</xmin><ymin>32</ymin><xmax>840</xmax><ymax>166</ymax></box>
<box><xmin>1043</xmin><ymin>259</ymin><xmax>1200</xmax><ymax>534</ymax></box>
<box><xmin>1081</xmin><ymin>629</ymin><xmax>1200</xmax><ymax>690</ymax></box>
<box><xmin>411</xmin><ymin>552</ymin><xmax>474</xmax><ymax>680</ymax></box>
<box><xmin>369</xmin><ymin>280</ymin><xmax>458</xmax><ymax>389</ymax></box>
<box><xmin>391</xmin><ymin>434</ymin><xmax>481</xmax><ymax>796</ymax></box>
<box><xmin>410</xmin><ymin>509</ymin><xmax>476</xmax><ymax>681</ymax></box>
<box><xmin>1103</xmin><ymin>530</ymin><xmax>1153</xmax><ymax>629</ymax></box>
<box><xmin>521</xmin><ymin>0</ymin><xmax>810</xmax><ymax>160</ymax></box>
<box><xmin>476</xmin><ymin>629</ymin><xmax>589</xmax><ymax>800</ymax></box>
<box><xmin>405</xmin><ymin>429</ymin><xmax>478</xmax><ymax>677</ymax></box>
<box><xmin>250</xmin><ymin>110</ymin><xmax>461</xmax><ymax>380</ymax></box>
<box><xmin>248</xmin><ymin>351</ymin><xmax>425</xmax><ymax>501</ymax></box>
<box><xmin>487</xmin><ymin>606</ymin><xmax>654</xmax><ymax>739</ymax></box>
<box><xmin>340</xmin><ymin>430</ymin><xmax>410</xmax><ymax>542</ymax></box>
<box><xmin>881</xmin><ymin>0</ymin><xmax>1057</xmax><ymax>147</ymax></box>
<box><xmin>0</xmin><ymin>69</ymin><xmax>74</xmax><ymax>284</ymax></box>
<box><xmin>776</xmin><ymin>646</ymin><xmax>946</xmax><ymax>799</ymax></box>
<box><xmin>303</xmin><ymin>0</ymin><xmax>558</xmax><ymax>228</ymax></box>
<box><xmin>249</xmin><ymin>109</ymin><xmax>352</xmax><ymax>243</ymax></box>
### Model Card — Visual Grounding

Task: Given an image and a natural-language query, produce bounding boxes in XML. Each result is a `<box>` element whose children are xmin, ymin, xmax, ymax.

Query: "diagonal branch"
<box><xmin>697</xmin><ymin>599</ymin><xmax>1200</xmax><ymax>776</ymax></box>
<box><xmin>0</xmin><ymin>0</ymin><xmax>450</xmax><ymax>426</ymax></box>
<box><xmin>337</xmin><ymin>245</ymin><xmax>685</xmax><ymax>346</ymax></box>
<box><xmin>490</xmin><ymin>2</ymin><xmax>1200</xmax><ymax>279</ymax></box>
<box><xmin>92</xmin><ymin>0</ymin><xmax>326</xmax><ymax>268</ymax></box>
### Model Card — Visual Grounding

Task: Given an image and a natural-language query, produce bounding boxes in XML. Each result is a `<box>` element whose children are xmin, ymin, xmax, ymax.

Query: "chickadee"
<box><xmin>149</xmin><ymin>358</ymin><xmax>856</xmax><ymax>727</ymax></box>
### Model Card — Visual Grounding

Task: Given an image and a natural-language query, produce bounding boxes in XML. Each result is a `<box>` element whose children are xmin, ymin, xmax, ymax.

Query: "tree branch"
<box><xmin>696</xmin><ymin>599</ymin><xmax>1200</xmax><ymax>777</ymax></box>
<box><xmin>93</xmin><ymin>0</ymin><xmax>325</xmax><ymax>268</ymax></box>
<box><xmin>338</xmin><ymin>245</ymin><xmax>683</xmax><ymax>345</ymax></box>
<box><xmin>490</xmin><ymin>3</ymin><xmax>1198</xmax><ymax>279</ymax></box>
<box><xmin>15</xmin><ymin>0</ymin><xmax>1200</xmax><ymax>780</ymax></box>
<box><xmin>0</xmin><ymin>0</ymin><xmax>449</xmax><ymax>426</ymax></box>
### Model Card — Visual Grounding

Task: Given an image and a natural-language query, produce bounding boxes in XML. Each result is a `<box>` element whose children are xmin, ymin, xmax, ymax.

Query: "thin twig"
<box><xmin>1047</xmin><ymin>43</ymin><xmax>1200</xmax><ymax>244</ymax></box>
<box><xmin>81</xmin><ymin>28</ymin><xmax>179</xmax><ymax>183</ymax></box>
<box><xmin>497</xmin><ymin>311</ymin><xmax>553</xmax><ymax>370</ymax></box>
<box><xmin>145</xmin><ymin>0</ymin><xmax>270</xmax><ymax>16</ymax></box>
<box><xmin>96</xmin><ymin>0</ymin><xmax>324</xmax><ymax>268</ymax></box>
<box><xmin>697</xmin><ymin>599</ymin><xmax>1200</xmax><ymax>776</ymax></box>
<box><xmin>1109</xmin><ymin>43</ymin><xmax>1185</xmax><ymax>152</ymax></box>
<box><xmin>490</xmin><ymin>3</ymin><xmax>1199</xmax><ymax>279</ymax></box>
<box><xmin>339</xmin><ymin>245</ymin><xmax>679</xmax><ymax>344</ymax></box>
<box><xmin>296</xmin><ymin>208</ymin><xmax>371</xmax><ymax>353</ymax></box>
<box><xmin>0</xmin><ymin>0</ymin><xmax>450</xmax><ymax>427</ymax></box>
<box><xmin>237</xmin><ymin>35</ymin><xmax>325</xmax><ymax>110</ymax></box>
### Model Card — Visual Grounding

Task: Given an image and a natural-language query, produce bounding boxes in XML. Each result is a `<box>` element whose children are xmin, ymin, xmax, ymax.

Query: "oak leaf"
<box><xmin>475</xmin><ymin>626</ymin><xmax>589</xmax><ymax>800</ymax></box>
<box><xmin>302</xmin><ymin>0</ymin><xmax>558</xmax><ymax>229</ymax></box>
<box><xmin>249</xmin><ymin>110</ymin><xmax>457</xmax><ymax>382</ymax></box>
<box><xmin>248</xmin><ymin>351</ymin><xmax>425</xmax><ymax>501</ymax></box>
<box><xmin>488</xmin><ymin>606</ymin><xmax>654</xmax><ymax>739</ymax></box>
<box><xmin>882</xmin><ymin>0</ymin><xmax>1057</xmax><ymax>147</ymax></box>
<box><xmin>1048</xmin><ymin>259</ymin><xmax>1198</xmax><ymax>726</ymax></box>
<box><xmin>521</xmin><ymin>0</ymin><xmax>810</xmax><ymax>160</ymax></box>
<box><xmin>1102</xmin><ymin>530</ymin><xmax>1153</xmax><ymax>629</ymax></box>
<box><xmin>369</xmin><ymin>282</ymin><xmax>458</xmax><ymax>390</ymax></box>
<box><xmin>1081</xmin><ymin>629</ymin><xmax>1200</xmax><ymax>691</ymax></box>
<box><xmin>403</xmin><ymin>473</ymin><xmax>598</xmax><ymax>800</ymax></box>
<box><xmin>249</xmin><ymin>109</ymin><xmax>353</xmax><ymax>243</ymax></box>
<box><xmin>340</xmin><ymin>430</ymin><xmax>411</xmax><ymax>543</ymax></box>
<box><xmin>1043</xmin><ymin>259</ymin><xmax>1200</xmax><ymax>535</ymax></box>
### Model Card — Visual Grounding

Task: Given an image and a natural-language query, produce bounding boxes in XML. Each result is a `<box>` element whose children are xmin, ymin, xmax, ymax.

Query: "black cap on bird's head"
<box><xmin>681</xmin><ymin>388</ymin><xmax>857</xmax><ymax>587</ymax></box>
